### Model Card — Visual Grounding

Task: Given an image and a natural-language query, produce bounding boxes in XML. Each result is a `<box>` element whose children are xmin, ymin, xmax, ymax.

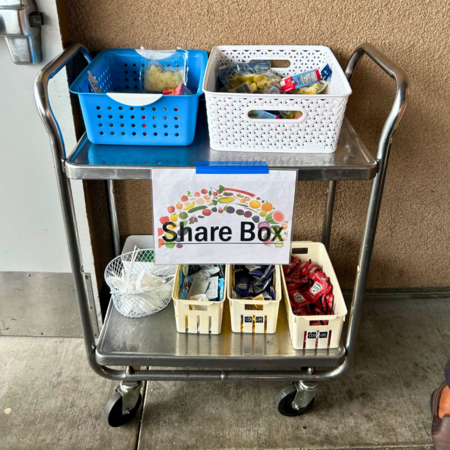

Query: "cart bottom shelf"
<box><xmin>96</xmin><ymin>297</ymin><xmax>346</xmax><ymax>369</ymax></box>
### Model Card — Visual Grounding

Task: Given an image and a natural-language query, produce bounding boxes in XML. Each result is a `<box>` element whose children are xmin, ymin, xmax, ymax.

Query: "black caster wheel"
<box><xmin>104</xmin><ymin>390</ymin><xmax>142</xmax><ymax>427</ymax></box>
<box><xmin>276</xmin><ymin>384</ymin><xmax>315</xmax><ymax>417</ymax></box>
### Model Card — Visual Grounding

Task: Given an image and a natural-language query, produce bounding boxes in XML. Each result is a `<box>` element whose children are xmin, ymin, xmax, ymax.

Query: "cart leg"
<box><xmin>106</xmin><ymin>181</ymin><xmax>140</xmax><ymax>385</ymax></box>
<box><xmin>321</xmin><ymin>180</ymin><xmax>337</xmax><ymax>251</ymax></box>
<box><xmin>106</xmin><ymin>180</ymin><xmax>121</xmax><ymax>257</ymax></box>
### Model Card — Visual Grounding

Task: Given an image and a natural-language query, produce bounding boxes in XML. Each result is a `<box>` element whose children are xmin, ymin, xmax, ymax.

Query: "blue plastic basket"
<box><xmin>70</xmin><ymin>49</ymin><xmax>208</xmax><ymax>146</ymax></box>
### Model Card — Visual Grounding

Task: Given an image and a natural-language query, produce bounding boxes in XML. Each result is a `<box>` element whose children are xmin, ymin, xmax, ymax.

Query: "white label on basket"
<box><xmin>152</xmin><ymin>169</ymin><xmax>296</xmax><ymax>264</ymax></box>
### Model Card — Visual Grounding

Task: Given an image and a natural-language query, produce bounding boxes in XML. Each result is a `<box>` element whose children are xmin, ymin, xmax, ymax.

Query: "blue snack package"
<box><xmin>253</xmin><ymin>266</ymin><xmax>275</xmax><ymax>294</ymax></box>
<box><xmin>266</xmin><ymin>285</ymin><xmax>275</xmax><ymax>300</ymax></box>
<box><xmin>218</xmin><ymin>278</ymin><xmax>225</xmax><ymax>301</ymax></box>
<box><xmin>258</xmin><ymin>265</ymin><xmax>275</xmax><ymax>284</ymax></box>
<box><xmin>234</xmin><ymin>268</ymin><xmax>251</xmax><ymax>296</ymax></box>
<box><xmin>245</xmin><ymin>264</ymin><xmax>265</xmax><ymax>276</ymax></box>
<box><xmin>253</xmin><ymin>275</ymin><xmax>273</xmax><ymax>295</ymax></box>
<box><xmin>320</xmin><ymin>64</ymin><xmax>333</xmax><ymax>82</ymax></box>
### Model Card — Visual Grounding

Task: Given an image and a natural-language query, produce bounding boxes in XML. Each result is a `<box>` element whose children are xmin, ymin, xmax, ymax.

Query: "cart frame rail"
<box><xmin>34</xmin><ymin>43</ymin><xmax>409</xmax><ymax>384</ymax></box>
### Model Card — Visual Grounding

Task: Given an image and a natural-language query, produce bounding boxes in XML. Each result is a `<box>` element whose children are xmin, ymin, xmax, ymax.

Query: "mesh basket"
<box><xmin>203</xmin><ymin>45</ymin><xmax>352</xmax><ymax>153</ymax></box>
<box><xmin>69</xmin><ymin>49</ymin><xmax>208</xmax><ymax>146</ymax></box>
<box><xmin>105</xmin><ymin>249</ymin><xmax>177</xmax><ymax>318</ymax></box>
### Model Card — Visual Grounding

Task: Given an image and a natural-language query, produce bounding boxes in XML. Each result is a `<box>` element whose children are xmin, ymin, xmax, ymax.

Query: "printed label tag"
<box><xmin>310</xmin><ymin>281</ymin><xmax>322</xmax><ymax>295</ymax></box>
<box><xmin>293</xmin><ymin>292</ymin><xmax>307</xmax><ymax>304</ymax></box>
<box><xmin>307</xmin><ymin>331</ymin><xmax>317</xmax><ymax>339</ymax></box>
<box><xmin>319</xmin><ymin>331</ymin><xmax>328</xmax><ymax>339</ymax></box>
<box><xmin>255</xmin><ymin>317</ymin><xmax>263</xmax><ymax>323</ymax></box>
<box><xmin>244</xmin><ymin>316</ymin><xmax>252</xmax><ymax>323</ymax></box>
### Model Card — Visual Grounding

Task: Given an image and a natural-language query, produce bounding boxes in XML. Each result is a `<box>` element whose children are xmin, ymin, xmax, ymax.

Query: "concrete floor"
<box><xmin>1</xmin><ymin>297</ymin><xmax>449</xmax><ymax>449</ymax></box>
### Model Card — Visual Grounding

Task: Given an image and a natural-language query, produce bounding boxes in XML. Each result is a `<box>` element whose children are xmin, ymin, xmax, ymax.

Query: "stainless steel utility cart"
<box><xmin>34</xmin><ymin>43</ymin><xmax>409</xmax><ymax>426</ymax></box>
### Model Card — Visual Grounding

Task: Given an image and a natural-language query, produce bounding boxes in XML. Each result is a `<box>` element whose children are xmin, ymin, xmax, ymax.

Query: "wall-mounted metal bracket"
<box><xmin>0</xmin><ymin>0</ymin><xmax>43</xmax><ymax>64</ymax></box>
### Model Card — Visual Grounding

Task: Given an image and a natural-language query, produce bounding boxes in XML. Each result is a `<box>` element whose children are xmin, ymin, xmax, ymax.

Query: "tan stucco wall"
<box><xmin>66</xmin><ymin>0</ymin><xmax>450</xmax><ymax>288</ymax></box>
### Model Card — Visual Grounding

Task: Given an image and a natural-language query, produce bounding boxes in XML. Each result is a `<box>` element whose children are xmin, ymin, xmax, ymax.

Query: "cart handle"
<box><xmin>330</xmin><ymin>44</ymin><xmax>410</xmax><ymax>381</ymax></box>
<box><xmin>34</xmin><ymin>43</ymin><xmax>92</xmax><ymax>160</ymax></box>
<box><xmin>344</xmin><ymin>43</ymin><xmax>409</xmax><ymax>162</ymax></box>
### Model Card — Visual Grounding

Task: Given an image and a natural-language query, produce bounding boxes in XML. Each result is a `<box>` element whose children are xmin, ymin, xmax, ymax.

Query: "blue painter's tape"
<box><xmin>196</xmin><ymin>161</ymin><xmax>269</xmax><ymax>174</ymax></box>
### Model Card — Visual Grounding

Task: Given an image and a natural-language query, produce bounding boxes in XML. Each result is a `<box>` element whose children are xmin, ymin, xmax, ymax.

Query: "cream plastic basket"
<box><xmin>281</xmin><ymin>241</ymin><xmax>347</xmax><ymax>350</ymax></box>
<box><xmin>203</xmin><ymin>45</ymin><xmax>352</xmax><ymax>153</ymax></box>
<box><xmin>172</xmin><ymin>265</ymin><xmax>226</xmax><ymax>334</ymax></box>
<box><xmin>226</xmin><ymin>265</ymin><xmax>282</xmax><ymax>334</ymax></box>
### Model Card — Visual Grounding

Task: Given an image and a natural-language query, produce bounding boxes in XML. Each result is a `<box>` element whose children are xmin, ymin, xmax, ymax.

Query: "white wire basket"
<box><xmin>104</xmin><ymin>249</ymin><xmax>177</xmax><ymax>319</ymax></box>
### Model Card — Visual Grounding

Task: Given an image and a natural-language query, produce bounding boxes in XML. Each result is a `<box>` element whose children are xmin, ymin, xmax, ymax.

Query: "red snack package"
<box><xmin>286</xmin><ymin>282</ymin><xmax>304</xmax><ymax>292</ymax></box>
<box><xmin>325</xmin><ymin>293</ymin><xmax>334</xmax><ymax>313</ymax></box>
<box><xmin>306</xmin><ymin>264</ymin><xmax>321</xmax><ymax>279</ymax></box>
<box><xmin>312</xmin><ymin>304</ymin><xmax>325</xmax><ymax>315</ymax></box>
<box><xmin>283</xmin><ymin>256</ymin><xmax>300</xmax><ymax>275</ymax></box>
<box><xmin>296</xmin><ymin>305</ymin><xmax>314</xmax><ymax>316</ymax></box>
<box><xmin>307</xmin><ymin>273</ymin><xmax>332</xmax><ymax>302</ymax></box>
<box><xmin>289</xmin><ymin>289</ymin><xmax>308</xmax><ymax>308</ymax></box>
<box><xmin>285</xmin><ymin>276</ymin><xmax>308</xmax><ymax>286</ymax></box>
<box><xmin>298</xmin><ymin>261</ymin><xmax>313</xmax><ymax>277</ymax></box>
<box><xmin>163</xmin><ymin>83</ymin><xmax>193</xmax><ymax>95</ymax></box>
<box><xmin>314</xmin><ymin>270</ymin><xmax>330</xmax><ymax>284</ymax></box>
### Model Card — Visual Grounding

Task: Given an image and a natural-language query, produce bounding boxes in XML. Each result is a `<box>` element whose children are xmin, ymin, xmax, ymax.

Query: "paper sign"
<box><xmin>152</xmin><ymin>169</ymin><xmax>296</xmax><ymax>264</ymax></box>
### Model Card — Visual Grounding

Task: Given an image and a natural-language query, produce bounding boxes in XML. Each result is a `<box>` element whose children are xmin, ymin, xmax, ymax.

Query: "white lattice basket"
<box><xmin>203</xmin><ymin>46</ymin><xmax>352</xmax><ymax>153</ymax></box>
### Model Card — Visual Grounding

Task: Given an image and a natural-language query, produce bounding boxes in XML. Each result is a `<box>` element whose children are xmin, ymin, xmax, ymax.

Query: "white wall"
<box><xmin>0</xmin><ymin>1</ymin><xmax>99</xmax><ymax>315</ymax></box>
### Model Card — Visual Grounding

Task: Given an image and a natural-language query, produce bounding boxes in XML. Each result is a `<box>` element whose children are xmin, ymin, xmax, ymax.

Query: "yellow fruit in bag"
<box><xmin>144</xmin><ymin>65</ymin><xmax>184</xmax><ymax>92</ymax></box>
<box><xmin>256</xmin><ymin>80</ymin><xmax>267</xmax><ymax>89</ymax></box>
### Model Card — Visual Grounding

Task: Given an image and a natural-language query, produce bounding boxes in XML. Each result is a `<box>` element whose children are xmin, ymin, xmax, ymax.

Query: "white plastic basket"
<box><xmin>203</xmin><ymin>45</ymin><xmax>352</xmax><ymax>153</ymax></box>
<box><xmin>281</xmin><ymin>241</ymin><xmax>347</xmax><ymax>349</ymax></box>
<box><xmin>226</xmin><ymin>265</ymin><xmax>282</xmax><ymax>334</ymax></box>
<box><xmin>172</xmin><ymin>265</ymin><xmax>226</xmax><ymax>334</ymax></box>
<box><xmin>105</xmin><ymin>249</ymin><xmax>177</xmax><ymax>319</ymax></box>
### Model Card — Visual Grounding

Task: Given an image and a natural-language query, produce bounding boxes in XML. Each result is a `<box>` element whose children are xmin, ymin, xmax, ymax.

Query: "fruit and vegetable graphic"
<box><xmin>159</xmin><ymin>185</ymin><xmax>289</xmax><ymax>249</ymax></box>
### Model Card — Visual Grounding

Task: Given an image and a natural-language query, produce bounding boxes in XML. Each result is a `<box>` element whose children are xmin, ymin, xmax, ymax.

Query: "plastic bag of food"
<box><xmin>279</xmin><ymin>111</ymin><xmax>304</xmax><ymax>120</ymax></box>
<box><xmin>138</xmin><ymin>47</ymin><xmax>188</xmax><ymax>93</ymax></box>
<box><xmin>219</xmin><ymin>61</ymin><xmax>269</xmax><ymax>89</ymax></box>
<box><xmin>218</xmin><ymin>61</ymin><xmax>281</xmax><ymax>93</ymax></box>
<box><xmin>293</xmin><ymin>80</ymin><xmax>328</xmax><ymax>95</ymax></box>
<box><xmin>260</xmin><ymin>79</ymin><xmax>283</xmax><ymax>94</ymax></box>
<box><xmin>249</xmin><ymin>110</ymin><xmax>280</xmax><ymax>119</ymax></box>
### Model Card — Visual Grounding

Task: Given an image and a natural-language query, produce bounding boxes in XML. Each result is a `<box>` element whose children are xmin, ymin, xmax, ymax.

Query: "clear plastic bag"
<box><xmin>138</xmin><ymin>47</ymin><xmax>188</xmax><ymax>93</ymax></box>
<box><xmin>218</xmin><ymin>61</ymin><xmax>281</xmax><ymax>93</ymax></box>
<box><xmin>293</xmin><ymin>80</ymin><xmax>329</xmax><ymax>95</ymax></box>
<box><xmin>279</xmin><ymin>110</ymin><xmax>304</xmax><ymax>120</ymax></box>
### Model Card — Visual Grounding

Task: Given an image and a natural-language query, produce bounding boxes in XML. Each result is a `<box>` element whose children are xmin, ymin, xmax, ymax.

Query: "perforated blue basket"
<box><xmin>70</xmin><ymin>49</ymin><xmax>208</xmax><ymax>146</ymax></box>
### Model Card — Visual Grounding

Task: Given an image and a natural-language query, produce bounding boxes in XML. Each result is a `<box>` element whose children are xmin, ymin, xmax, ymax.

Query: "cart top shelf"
<box><xmin>66</xmin><ymin>103</ymin><xmax>377</xmax><ymax>181</ymax></box>
<box><xmin>96</xmin><ymin>298</ymin><xmax>346</xmax><ymax>369</ymax></box>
